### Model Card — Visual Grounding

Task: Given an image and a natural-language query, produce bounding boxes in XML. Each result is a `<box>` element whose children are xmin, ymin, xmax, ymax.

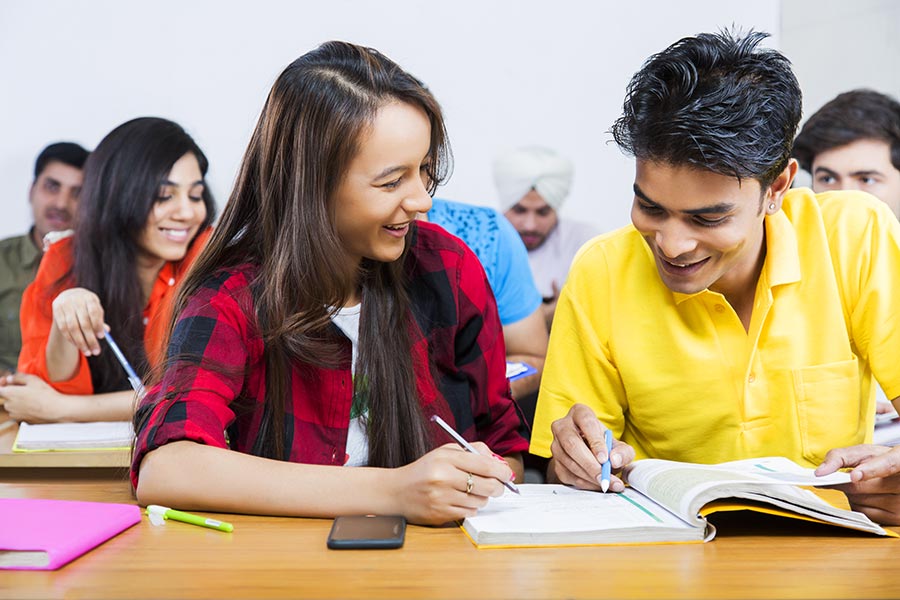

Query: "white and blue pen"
<box><xmin>431</xmin><ymin>414</ymin><xmax>520</xmax><ymax>494</ymax></box>
<box><xmin>103</xmin><ymin>332</ymin><xmax>146</xmax><ymax>397</ymax></box>
<box><xmin>600</xmin><ymin>429</ymin><xmax>613</xmax><ymax>492</ymax></box>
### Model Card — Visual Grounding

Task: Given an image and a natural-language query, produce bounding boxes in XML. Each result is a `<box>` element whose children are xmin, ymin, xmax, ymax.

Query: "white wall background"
<box><xmin>782</xmin><ymin>0</ymin><xmax>900</xmax><ymax>188</ymax></box>
<box><xmin>2</xmin><ymin>1</ymin><xmax>783</xmax><ymax>240</ymax></box>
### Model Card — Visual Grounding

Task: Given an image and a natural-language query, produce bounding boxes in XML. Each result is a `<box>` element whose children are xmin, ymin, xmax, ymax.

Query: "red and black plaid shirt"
<box><xmin>131</xmin><ymin>222</ymin><xmax>529</xmax><ymax>485</ymax></box>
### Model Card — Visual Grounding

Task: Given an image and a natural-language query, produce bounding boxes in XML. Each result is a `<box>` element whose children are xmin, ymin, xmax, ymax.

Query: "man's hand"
<box><xmin>816</xmin><ymin>444</ymin><xmax>900</xmax><ymax>525</ymax></box>
<box><xmin>548</xmin><ymin>403</ymin><xmax>634</xmax><ymax>492</ymax></box>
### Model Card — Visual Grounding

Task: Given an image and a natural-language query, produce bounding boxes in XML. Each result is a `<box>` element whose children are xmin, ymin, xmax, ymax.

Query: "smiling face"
<box><xmin>332</xmin><ymin>101</ymin><xmax>433</xmax><ymax>270</ymax></box>
<box><xmin>631</xmin><ymin>160</ymin><xmax>792</xmax><ymax>301</ymax></box>
<box><xmin>29</xmin><ymin>160</ymin><xmax>84</xmax><ymax>244</ymax></box>
<box><xmin>504</xmin><ymin>189</ymin><xmax>559</xmax><ymax>250</ymax></box>
<box><xmin>135</xmin><ymin>152</ymin><xmax>207</xmax><ymax>270</ymax></box>
<box><xmin>810</xmin><ymin>138</ymin><xmax>900</xmax><ymax>218</ymax></box>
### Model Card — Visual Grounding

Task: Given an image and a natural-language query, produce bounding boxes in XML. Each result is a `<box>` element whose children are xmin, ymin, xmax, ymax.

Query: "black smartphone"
<box><xmin>326</xmin><ymin>515</ymin><xmax>406</xmax><ymax>549</ymax></box>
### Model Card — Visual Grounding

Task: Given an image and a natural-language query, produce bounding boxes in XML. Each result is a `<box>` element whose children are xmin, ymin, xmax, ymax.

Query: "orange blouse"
<box><xmin>17</xmin><ymin>228</ymin><xmax>211</xmax><ymax>395</ymax></box>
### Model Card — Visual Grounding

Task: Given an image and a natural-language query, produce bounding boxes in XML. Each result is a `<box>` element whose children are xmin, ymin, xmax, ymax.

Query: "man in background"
<box><xmin>0</xmin><ymin>142</ymin><xmax>89</xmax><ymax>371</ymax></box>
<box><xmin>494</xmin><ymin>146</ymin><xmax>598</xmax><ymax>328</ymax></box>
<box><xmin>793</xmin><ymin>89</ymin><xmax>900</xmax><ymax>218</ymax></box>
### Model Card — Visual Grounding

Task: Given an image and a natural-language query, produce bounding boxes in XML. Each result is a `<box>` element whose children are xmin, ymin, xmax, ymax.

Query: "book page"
<box><xmin>709</xmin><ymin>457</ymin><xmax>852</xmax><ymax>485</ymax></box>
<box><xmin>0</xmin><ymin>551</ymin><xmax>50</xmax><ymax>568</ymax></box>
<box><xmin>623</xmin><ymin>457</ymin><xmax>851</xmax><ymax>526</ymax></box>
<box><xmin>464</xmin><ymin>484</ymin><xmax>696</xmax><ymax>535</ymax></box>
<box><xmin>703</xmin><ymin>489</ymin><xmax>886</xmax><ymax>534</ymax></box>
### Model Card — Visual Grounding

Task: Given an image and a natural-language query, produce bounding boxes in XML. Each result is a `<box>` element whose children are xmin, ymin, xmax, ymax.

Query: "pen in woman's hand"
<box><xmin>430</xmin><ymin>414</ymin><xmax>520</xmax><ymax>494</ymax></box>
<box><xmin>103</xmin><ymin>332</ymin><xmax>146</xmax><ymax>397</ymax></box>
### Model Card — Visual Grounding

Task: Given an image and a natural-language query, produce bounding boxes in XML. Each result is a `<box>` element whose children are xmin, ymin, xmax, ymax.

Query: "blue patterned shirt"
<box><xmin>429</xmin><ymin>198</ymin><xmax>541</xmax><ymax>325</ymax></box>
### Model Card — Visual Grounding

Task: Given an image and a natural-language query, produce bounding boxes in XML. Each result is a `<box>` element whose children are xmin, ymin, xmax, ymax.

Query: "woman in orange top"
<box><xmin>1</xmin><ymin>117</ymin><xmax>215</xmax><ymax>423</ymax></box>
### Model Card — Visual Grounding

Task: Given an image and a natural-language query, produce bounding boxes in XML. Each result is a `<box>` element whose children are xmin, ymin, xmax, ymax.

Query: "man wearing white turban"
<box><xmin>494</xmin><ymin>147</ymin><xmax>599</xmax><ymax>327</ymax></box>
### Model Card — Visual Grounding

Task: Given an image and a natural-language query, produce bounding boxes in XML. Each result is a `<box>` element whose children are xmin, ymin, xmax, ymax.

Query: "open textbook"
<box><xmin>462</xmin><ymin>457</ymin><xmax>896</xmax><ymax>548</ymax></box>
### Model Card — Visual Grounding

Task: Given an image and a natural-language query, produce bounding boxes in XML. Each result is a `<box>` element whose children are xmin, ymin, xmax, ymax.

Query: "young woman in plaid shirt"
<box><xmin>132</xmin><ymin>42</ymin><xmax>529</xmax><ymax>525</ymax></box>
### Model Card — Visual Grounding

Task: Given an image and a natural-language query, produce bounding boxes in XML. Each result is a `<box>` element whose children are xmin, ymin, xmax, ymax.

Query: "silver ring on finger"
<box><xmin>465</xmin><ymin>472</ymin><xmax>474</xmax><ymax>495</ymax></box>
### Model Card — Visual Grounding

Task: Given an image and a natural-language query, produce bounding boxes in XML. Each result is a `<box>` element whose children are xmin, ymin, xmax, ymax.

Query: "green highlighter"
<box><xmin>146</xmin><ymin>505</ymin><xmax>234</xmax><ymax>533</ymax></box>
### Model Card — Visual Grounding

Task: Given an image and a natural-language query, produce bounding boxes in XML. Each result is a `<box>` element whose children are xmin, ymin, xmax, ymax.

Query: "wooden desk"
<box><xmin>2</xmin><ymin>479</ymin><xmax>899</xmax><ymax>599</ymax></box>
<box><xmin>0</xmin><ymin>411</ymin><xmax>129</xmax><ymax>471</ymax></box>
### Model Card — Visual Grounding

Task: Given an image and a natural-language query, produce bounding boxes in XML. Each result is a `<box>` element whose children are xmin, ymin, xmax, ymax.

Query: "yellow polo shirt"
<box><xmin>531</xmin><ymin>189</ymin><xmax>900</xmax><ymax>467</ymax></box>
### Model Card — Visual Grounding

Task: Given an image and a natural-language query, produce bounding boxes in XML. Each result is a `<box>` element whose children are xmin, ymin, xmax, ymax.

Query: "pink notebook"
<box><xmin>0</xmin><ymin>498</ymin><xmax>141</xmax><ymax>570</ymax></box>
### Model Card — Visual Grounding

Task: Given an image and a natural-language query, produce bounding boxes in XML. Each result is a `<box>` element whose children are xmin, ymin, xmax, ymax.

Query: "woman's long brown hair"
<box><xmin>137</xmin><ymin>41</ymin><xmax>451</xmax><ymax>467</ymax></box>
<box><xmin>70</xmin><ymin>117</ymin><xmax>216</xmax><ymax>393</ymax></box>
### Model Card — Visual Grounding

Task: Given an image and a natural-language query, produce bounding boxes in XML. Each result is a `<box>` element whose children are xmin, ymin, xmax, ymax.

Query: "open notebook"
<box><xmin>462</xmin><ymin>456</ymin><xmax>895</xmax><ymax>548</ymax></box>
<box><xmin>13</xmin><ymin>421</ymin><xmax>134</xmax><ymax>452</ymax></box>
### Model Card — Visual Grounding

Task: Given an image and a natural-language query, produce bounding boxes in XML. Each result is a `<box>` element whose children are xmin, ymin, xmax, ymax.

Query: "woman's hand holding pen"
<box><xmin>389</xmin><ymin>443</ymin><xmax>515</xmax><ymax>526</ymax></box>
<box><xmin>46</xmin><ymin>287</ymin><xmax>144</xmax><ymax>397</ymax></box>
<box><xmin>51</xmin><ymin>287</ymin><xmax>108</xmax><ymax>357</ymax></box>
<box><xmin>548</xmin><ymin>403</ymin><xmax>635</xmax><ymax>492</ymax></box>
<box><xmin>47</xmin><ymin>287</ymin><xmax>108</xmax><ymax>382</ymax></box>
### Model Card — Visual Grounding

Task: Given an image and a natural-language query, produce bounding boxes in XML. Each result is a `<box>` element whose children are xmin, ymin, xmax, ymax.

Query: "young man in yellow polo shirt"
<box><xmin>530</xmin><ymin>30</ymin><xmax>900</xmax><ymax>525</ymax></box>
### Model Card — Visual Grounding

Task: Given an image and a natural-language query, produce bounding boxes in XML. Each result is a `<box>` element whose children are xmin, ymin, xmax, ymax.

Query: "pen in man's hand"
<box><xmin>430</xmin><ymin>414</ymin><xmax>520</xmax><ymax>494</ymax></box>
<box><xmin>103</xmin><ymin>332</ymin><xmax>146</xmax><ymax>397</ymax></box>
<box><xmin>600</xmin><ymin>429</ymin><xmax>612</xmax><ymax>492</ymax></box>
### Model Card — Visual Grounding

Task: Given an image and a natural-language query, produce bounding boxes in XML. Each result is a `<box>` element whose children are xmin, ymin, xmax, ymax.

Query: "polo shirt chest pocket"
<box><xmin>793</xmin><ymin>358</ymin><xmax>861</xmax><ymax>465</ymax></box>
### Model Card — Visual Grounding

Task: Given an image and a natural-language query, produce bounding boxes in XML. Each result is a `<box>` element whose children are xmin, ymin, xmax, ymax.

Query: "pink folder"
<box><xmin>0</xmin><ymin>498</ymin><xmax>141</xmax><ymax>570</ymax></box>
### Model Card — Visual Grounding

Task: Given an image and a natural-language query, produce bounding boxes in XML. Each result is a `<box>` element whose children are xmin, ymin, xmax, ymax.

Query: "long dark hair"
<box><xmin>71</xmin><ymin>117</ymin><xmax>215</xmax><ymax>392</ymax></box>
<box><xmin>158</xmin><ymin>41</ymin><xmax>451</xmax><ymax>466</ymax></box>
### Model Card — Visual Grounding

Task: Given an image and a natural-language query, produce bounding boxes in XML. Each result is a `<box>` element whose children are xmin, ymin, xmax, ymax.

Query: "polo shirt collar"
<box><xmin>20</xmin><ymin>227</ymin><xmax>41</xmax><ymax>269</ymax></box>
<box><xmin>668</xmin><ymin>209</ymin><xmax>800</xmax><ymax>305</ymax></box>
<box><xmin>146</xmin><ymin>261</ymin><xmax>177</xmax><ymax>311</ymax></box>
<box><xmin>762</xmin><ymin>209</ymin><xmax>801</xmax><ymax>288</ymax></box>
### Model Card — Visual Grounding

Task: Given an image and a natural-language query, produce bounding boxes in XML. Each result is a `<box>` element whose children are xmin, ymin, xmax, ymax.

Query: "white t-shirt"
<box><xmin>528</xmin><ymin>218</ymin><xmax>600</xmax><ymax>298</ymax></box>
<box><xmin>330</xmin><ymin>303</ymin><xmax>368</xmax><ymax>467</ymax></box>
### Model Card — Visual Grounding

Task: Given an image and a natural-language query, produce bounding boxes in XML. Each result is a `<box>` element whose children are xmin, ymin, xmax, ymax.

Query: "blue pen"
<box><xmin>600</xmin><ymin>429</ymin><xmax>613</xmax><ymax>492</ymax></box>
<box><xmin>103</xmin><ymin>332</ymin><xmax>146</xmax><ymax>397</ymax></box>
